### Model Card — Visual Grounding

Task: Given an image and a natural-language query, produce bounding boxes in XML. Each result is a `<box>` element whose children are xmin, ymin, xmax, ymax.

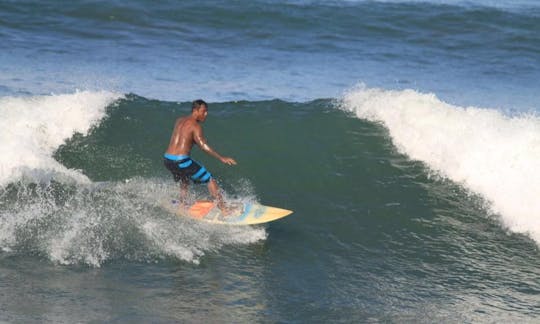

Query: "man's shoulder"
<box><xmin>188</xmin><ymin>118</ymin><xmax>202</xmax><ymax>129</ymax></box>
<box><xmin>180</xmin><ymin>117</ymin><xmax>201</xmax><ymax>131</ymax></box>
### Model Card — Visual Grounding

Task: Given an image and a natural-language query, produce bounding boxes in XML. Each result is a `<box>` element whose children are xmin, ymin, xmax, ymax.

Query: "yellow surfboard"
<box><xmin>163</xmin><ymin>199</ymin><xmax>293</xmax><ymax>225</ymax></box>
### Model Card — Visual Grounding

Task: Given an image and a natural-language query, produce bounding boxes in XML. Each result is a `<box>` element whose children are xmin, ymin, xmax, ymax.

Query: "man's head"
<box><xmin>191</xmin><ymin>99</ymin><xmax>208</xmax><ymax>122</ymax></box>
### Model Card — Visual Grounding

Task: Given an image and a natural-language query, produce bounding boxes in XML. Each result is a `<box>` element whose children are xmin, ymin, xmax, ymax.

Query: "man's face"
<box><xmin>195</xmin><ymin>106</ymin><xmax>208</xmax><ymax>122</ymax></box>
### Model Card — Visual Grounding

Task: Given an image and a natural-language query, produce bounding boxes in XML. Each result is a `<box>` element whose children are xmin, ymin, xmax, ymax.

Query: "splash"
<box><xmin>341</xmin><ymin>85</ymin><xmax>540</xmax><ymax>244</ymax></box>
<box><xmin>0</xmin><ymin>178</ymin><xmax>267</xmax><ymax>267</ymax></box>
<box><xmin>0</xmin><ymin>90</ymin><xmax>122</xmax><ymax>185</ymax></box>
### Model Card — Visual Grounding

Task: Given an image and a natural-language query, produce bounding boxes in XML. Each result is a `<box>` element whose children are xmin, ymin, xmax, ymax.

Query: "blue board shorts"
<box><xmin>163</xmin><ymin>153</ymin><xmax>212</xmax><ymax>184</ymax></box>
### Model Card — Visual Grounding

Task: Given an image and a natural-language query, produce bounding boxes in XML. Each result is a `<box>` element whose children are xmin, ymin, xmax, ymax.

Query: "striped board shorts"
<box><xmin>163</xmin><ymin>153</ymin><xmax>212</xmax><ymax>184</ymax></box>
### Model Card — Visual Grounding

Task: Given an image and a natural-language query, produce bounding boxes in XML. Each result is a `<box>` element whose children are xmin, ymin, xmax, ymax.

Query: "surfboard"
<box><xmin>162</xmin><ymin>199</ymin><xmax>293</xmax><ymax>225</ymax></box>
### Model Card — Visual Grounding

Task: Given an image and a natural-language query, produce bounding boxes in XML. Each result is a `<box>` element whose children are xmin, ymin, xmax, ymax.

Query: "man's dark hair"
<box><xmin>192</xmin><ymin>99</ymin><xmax>207</xmax><ymax>111</ymax></box>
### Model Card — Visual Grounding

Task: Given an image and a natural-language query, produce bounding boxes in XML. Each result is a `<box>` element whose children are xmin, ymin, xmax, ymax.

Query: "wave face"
<box><xmin>0</xmin><ymin>92</ymin><xmax>538</xmax><ymax>321</ymax></box>
<box><xmin>0</xmin><ymin>93</ymin><xmax>265</xmax><ymax>267</ymax></box>
<box><xmin>342</xmin><ymin>86</ymin><xmax>540</xmax><ymax>244</ymax></box>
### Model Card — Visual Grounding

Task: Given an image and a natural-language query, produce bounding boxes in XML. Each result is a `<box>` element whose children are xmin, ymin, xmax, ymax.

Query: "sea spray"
<box><xmin>0</xmin><ymin>178</ymin><xmax>266</xmax><ymax>267</ymax></box>
<box><xmin>341</xmin><ymin>85</ymin><xmax>540</xmax><ymax>244</ymax></box>
<box><xmin>0</xmin><ymin>91</ymin><xmax>123</xmax><ymax>185</ymax></box>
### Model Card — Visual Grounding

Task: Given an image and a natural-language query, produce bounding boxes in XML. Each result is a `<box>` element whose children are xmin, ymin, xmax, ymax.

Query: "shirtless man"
<box><xmin>164</xmin><ymin>99</ymin><xmax>237</xmax><ymax>211</ymax></box>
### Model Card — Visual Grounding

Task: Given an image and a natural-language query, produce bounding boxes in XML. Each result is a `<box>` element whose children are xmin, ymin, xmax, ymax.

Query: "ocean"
<box><xmin>1</xmin><ymin>0</ymin><xmax>539</xmax><ymax>322</ymax></box>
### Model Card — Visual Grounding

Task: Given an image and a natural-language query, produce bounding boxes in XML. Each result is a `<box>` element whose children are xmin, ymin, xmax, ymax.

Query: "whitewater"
<box><xmin>0</xmin><ymin>91</ymin><xmax>122</xmax><ymax>185</ymax></box>
<box><xmin>342</xmin><ymin>85</ymin><xmax>540</xmax><ymax>244</ymax></box>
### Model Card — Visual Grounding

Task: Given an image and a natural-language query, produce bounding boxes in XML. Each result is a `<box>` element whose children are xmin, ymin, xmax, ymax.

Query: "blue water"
<box><xmin>1</xmin><ymin>0</ymin><xmax>539</xmax><ymax>109</ymax></box>
<box><xmin>1</xmin><ymin>0</ymin><xmax>539</xmax><ymax>322</ymax></box>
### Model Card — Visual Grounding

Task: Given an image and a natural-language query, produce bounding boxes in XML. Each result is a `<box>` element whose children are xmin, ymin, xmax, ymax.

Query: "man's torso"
<box><xmin>165</xmin><ymin>116</ymin><xmax>198</xmax><ymax>156</ymax></box>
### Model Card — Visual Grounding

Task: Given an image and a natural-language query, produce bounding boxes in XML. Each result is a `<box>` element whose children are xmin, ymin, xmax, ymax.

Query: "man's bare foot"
<box><xmin>173</xmin><ymin>199</ymin><xmax>189</xmax><ymax>215</ymax></box>
<box><xmin>217</xmin><ymin>203</ymin><xmax>242</xmax><ymax>217</ymax></box>
<box><xmin>179</xmin><ymin>203</ymin><xmax>189</xmax><ymax>214</ymax></box>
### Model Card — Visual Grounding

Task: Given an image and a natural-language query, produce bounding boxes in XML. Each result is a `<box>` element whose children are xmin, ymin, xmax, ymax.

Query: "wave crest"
<box><xmin>341</xmin><ymin>85</ymin><xmax>540</xmax><ymax>244</ymax></box>
<box><xmin>0</xmin><ymin>90</ymin><xmax>122</xmax><ymax>186</ymax></box>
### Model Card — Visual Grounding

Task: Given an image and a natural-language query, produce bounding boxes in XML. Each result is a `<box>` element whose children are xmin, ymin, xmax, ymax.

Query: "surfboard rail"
<box><xmin>161</xmin><ymin>199</ymin><xmax>293</xmax><ymax>225</ymax></box>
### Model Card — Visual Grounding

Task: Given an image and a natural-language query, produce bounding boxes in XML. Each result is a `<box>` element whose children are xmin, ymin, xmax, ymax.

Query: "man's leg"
<box><xmin>179</xmin><ymin>179</ymin><xmax>189</xmax><ymax>209</ymax></box>
<box><xmin>207</xmin><ymin>178</ymin><xmax>226</xmax><ymax>210</ymax></box>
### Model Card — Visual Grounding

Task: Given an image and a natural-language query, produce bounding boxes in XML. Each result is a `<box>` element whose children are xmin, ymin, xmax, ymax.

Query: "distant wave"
<box><xmin>2</xmin><ymin>0</ymin><xmax>538</xmax><ymax>105</ymax></box>
<box><xmin>353</xmin><ymin>0</ymin><xmax>540</xmax><ymax>10</ymax></box>
<box><xmin>341</xmin><ymin>85</ymin><xmax>540</xmax><ymax>244</ymax></box>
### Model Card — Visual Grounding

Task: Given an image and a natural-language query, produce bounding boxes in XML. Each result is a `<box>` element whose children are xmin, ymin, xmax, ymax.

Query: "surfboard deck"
<box><xmin>162</xmin><ymin>199</ymin><xmax>293</xmax><ymax>225</ymax></box>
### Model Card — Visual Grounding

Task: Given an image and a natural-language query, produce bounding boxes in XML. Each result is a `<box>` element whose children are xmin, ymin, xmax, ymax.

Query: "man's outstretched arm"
<box><xmin>193</xmin><ymin>125</ymin><xmax>237</xmax><ymax>165</ymax></box>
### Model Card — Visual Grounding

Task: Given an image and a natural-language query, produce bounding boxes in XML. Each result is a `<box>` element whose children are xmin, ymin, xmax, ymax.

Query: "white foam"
<box><xmin>0</xmin><ymin>91</ymin><xmax>122</xmax><ymax>185</ymax></box>
<box><xmin>341</xmin><ymin>85</ymin><xmax>540</xmax><ymax>244</ymax></box>
<box><xmin>0</xmin><ymin>178</ymin><xmax>266</xmax><ymax>267</ymax></box>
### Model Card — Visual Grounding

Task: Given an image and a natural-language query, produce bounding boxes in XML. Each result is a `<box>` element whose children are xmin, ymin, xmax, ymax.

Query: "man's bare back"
<box><xmin>165</xmin><ymin>116</ymin><xmax>199</xmax><ymax>156</ymax></box>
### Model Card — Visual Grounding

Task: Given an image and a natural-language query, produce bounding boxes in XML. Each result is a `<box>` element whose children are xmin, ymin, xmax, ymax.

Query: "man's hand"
<box><xmin>220</xmin><ymin>157</ymin><xmax>237</xmax><ymax>165</ymax></box>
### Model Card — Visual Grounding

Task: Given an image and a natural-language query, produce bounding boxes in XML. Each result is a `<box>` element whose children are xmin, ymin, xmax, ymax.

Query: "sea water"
<box><xmin>1</xmin><ymin>1</ymin><xmax>539</xmax><ymax>322</ymax></box>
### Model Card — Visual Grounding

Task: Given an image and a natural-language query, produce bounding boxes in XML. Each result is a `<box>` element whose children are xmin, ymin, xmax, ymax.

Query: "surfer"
<box><xmin>164</xmin><ymin>99</ymin><xmax>237</xmax><ymax>212</ymax></box>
